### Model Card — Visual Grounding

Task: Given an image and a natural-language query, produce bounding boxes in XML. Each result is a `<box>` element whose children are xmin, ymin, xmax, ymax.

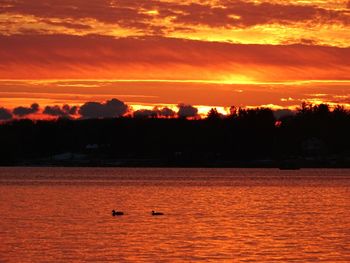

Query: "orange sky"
<box><xmin>0</xmin><ymin>0</ymin><xmax>349</xmax><ymax>115</ymax></box>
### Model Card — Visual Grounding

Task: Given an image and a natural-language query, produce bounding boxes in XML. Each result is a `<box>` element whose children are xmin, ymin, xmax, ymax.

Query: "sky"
<box><xmin>0</xmin><ymin>0</ymin><xmax>350</xmax><ymax>118</ymax></box>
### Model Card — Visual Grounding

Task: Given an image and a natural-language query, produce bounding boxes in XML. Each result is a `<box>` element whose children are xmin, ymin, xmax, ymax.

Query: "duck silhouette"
<box><xmin>152</xmin><ymin>210</ymin><xmax>164</xmax><ymax>216</ymax></box>
<box><xmin>112</xmin><ymin>210</ymin><xmax>124</xmax><ymax>216</ymax></box>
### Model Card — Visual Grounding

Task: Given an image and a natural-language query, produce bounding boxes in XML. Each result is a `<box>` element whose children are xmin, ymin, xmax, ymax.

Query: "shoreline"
<box><xmin>2</xmin><ymin>159</ymin><xmax>350</xmax><ymax>169</ymax></box>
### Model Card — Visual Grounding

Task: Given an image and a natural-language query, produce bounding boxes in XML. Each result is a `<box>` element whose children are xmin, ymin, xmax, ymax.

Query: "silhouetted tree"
<box><xmin>206</xmin><ymin>108</ymin><xmax>221</xmax><ymax>120</ymax></box>
<box><xmin>229</xmin><ymin>106</ymin><xmax>237</xmax><ymax>117</ymax></box>
<box><xmin>0</xmin><ymin>103</ymin><xmax>349</xmax><ymax>167</ymax></box>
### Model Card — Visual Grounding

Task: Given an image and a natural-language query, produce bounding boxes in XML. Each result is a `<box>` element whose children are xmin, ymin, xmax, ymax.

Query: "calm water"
<box><xmin>0</xmin><ymin>168</ymin><xmax>349</xmax><ymax>262</ymax></box>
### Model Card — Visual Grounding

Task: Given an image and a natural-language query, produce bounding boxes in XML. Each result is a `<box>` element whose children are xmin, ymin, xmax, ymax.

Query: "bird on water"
<box><xmin>112</xmin><ymin>210</ymin><xmax>124</xmax><ymax>216</ymax></box>
<box><xmin>152</xmin><ymin>210</ymin><xmax>164</xmax><ymax>216</ymax></box>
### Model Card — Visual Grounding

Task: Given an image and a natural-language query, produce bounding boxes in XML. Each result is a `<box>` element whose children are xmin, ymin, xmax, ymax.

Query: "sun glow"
<box><xmin>0</xmin><ymin>0</ymin><xmax>349</xmax><ymax>116</ymax></box>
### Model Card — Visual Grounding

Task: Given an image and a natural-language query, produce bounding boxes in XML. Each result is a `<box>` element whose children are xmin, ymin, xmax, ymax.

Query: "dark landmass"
<box><xmin>0</xmin><ymin>103</ymin><xmax>349</xmax><ymax>168</ymax></box>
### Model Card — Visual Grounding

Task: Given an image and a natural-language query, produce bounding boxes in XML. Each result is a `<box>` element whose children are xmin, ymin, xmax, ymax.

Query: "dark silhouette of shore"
<box><xmin>0</xmin><ymin>103</ymin><xmax>349</xmax><ymax>168</ymax></box>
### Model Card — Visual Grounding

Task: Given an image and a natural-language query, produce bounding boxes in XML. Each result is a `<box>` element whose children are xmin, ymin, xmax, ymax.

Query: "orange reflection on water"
<box><xmin>0</xmin><ymin>168</ymin><xmax>349</xmax><ymax>262</ymax></box>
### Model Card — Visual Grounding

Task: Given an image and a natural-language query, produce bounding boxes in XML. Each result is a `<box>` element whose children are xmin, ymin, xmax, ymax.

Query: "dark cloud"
<box><xmin>133</xmin><ymin>109</ymin><xmax>158</xmax><ymax>119</ymax></box>
<box><xmin>0</xmin><ymin>107</ymin><xmax>13</xmax><ymax>120</ymax></box>
<box><xmin>177</xmin><ymin>103</ymin><xmax>198</xmax><ymax>118</ymax></box>
<box><xmin>79</xmin><ymin>98</ymin><xmax>129</xmax><ymax>119</ymax></box>
<box><xmin>43</xmin><ymin>105</ymin><xmax>65</xmax><ymax>116</ymax></box>
<box><xmin>0</xmin><ymin>0</ymin><xmax>348</xmax><ymax>32</ymax></box>
<box><xmin>174</xmin><ymin>1</ymin><xmax>350</xmax><ymax>28</ymax></box>
<box><xmin>13</xmin><ymin>103</ymin><xmax>39</xmax><ymax>117</ymax></box>
<box><xmin>43</xmin><ymin>104</ymin><xmax>78</xmax><ymax>118</ymax></box>
<box><xmin>0</xmin><ymin>0</ymin><xmax>165</xmax><ymax>33</ymax></box>
<box><xmin>133</xmin><ymin>107</ymin><xmax>176</xmax><ymax>118</ymax></box>
<box><xmin>159</xmin><ymin>107</ymin><xmax>176</xmax><ymax>118</ymax></box>
<box><xmin>63</xmin><ymin>104</ymin><xmax>78</xmax><ymax>115</ymax></box>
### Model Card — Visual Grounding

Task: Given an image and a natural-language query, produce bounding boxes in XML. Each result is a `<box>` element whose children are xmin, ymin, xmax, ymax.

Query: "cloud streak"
<box><xmin>0</xmin><ymin>34</ymin><xmax>349</xmax><ymax>81</ymax></box>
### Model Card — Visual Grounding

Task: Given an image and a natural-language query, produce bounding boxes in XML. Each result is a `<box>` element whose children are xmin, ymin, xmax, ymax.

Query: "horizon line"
<box><xmin>1</xmin><ymin>79</ymin><xmax>350</xmax><ymax>86</ymax></box>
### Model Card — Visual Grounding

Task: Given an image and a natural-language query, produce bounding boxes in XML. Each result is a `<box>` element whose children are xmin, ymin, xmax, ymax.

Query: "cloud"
<box><xmin>133</xmin><ymin>107</ymin><xmax>176</xmax><ymax>118</ymax></box>
<box><xmin>1</xmin><ymin>0</ymin><xmax>349</xmax><ymax>32</ymax></box>
<box><xmin>79</xmin><ymin>98</ymin><xmax>129</xmax><ymax>119</ymax></box>
<box><xmin>133</xmin><ymin>109</ymin><xmax>158</xmax><ymax>119</ymax></box>
<box><xmin>159</xmin><ymin>107</ymin><xmax>176</xmax><ymax>118</ymax></box>
<box><xmin>177</xmin><ymin>103</ymin><xmax>198</xmax><ymax>118</ymax></box>
<box><xmin>1</xmin><ymin>34</ymin><xmax>349</xmax><ymax>81</ymax></box>
<box><xmin>174</xmin><ymin>1</ymin><xmax>350</xmax><ymax>28</ymax></box>
<box><xmin>0</xmin><ymin>107</ymin><xmax>13</xmax><ymax>120</ymax></box>
<box><xmin>13</xmin><ymin>103</ymin><xmax>39</xmax><ymax>117</ymax></box>
<box><xmin>38</xmin><ymin>18</ymin><xmax>93</xmax><ymax>30</ymax></box>
<box><xmin>130</xmin><ymin>105</ymin><xmax>190</xmax><ymax>119</ymax></box>
<box><xmin>0</xmin><ymin>0</ymin><xmax>163</xmax><ymax>33</ymax></box>
<box><xmin>63</xmin><ymin>104</ymin><xmax>78</xmax><ymax>115</ymax></box>
<box><xmin>43</xmin><ymin>104</ymin><xmax>78</xmax><ymax>118</ymax></box>
<box><xmin>43</xmin><ymin>106</ymin><xmax>64</xmax><ymax>116</ymax></box>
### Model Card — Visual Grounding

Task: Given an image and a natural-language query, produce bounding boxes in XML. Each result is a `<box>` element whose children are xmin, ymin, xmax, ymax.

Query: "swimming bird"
<box><xmin>152</xmin><ymin>210</ymin><xmax>164</xmax><ymax>216</ymax></box>
<box><xmin>112</xmin><ymin>210</ymin><xmax>124</xmax><ymax>216</ymax></box>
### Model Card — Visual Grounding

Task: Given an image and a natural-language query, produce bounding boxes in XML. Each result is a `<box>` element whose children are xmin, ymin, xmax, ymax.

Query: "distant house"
<box><xmin>52</xmin><ymin>152</ymin><xmax>86</xmax><ymax>161</ymax></box>
<box><xmin>85</xmin><ymin>144</ymin><xmax>99</xmax><ymax>150</ymax></box>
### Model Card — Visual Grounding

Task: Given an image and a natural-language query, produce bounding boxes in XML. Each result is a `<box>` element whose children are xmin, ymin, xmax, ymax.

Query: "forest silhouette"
<box><xmin>0</xmin><ymin>103</ymin><xmax>349</xmax><ymax>167</ymax></box>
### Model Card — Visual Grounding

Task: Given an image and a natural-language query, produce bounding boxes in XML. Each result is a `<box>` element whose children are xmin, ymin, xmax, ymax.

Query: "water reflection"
<box><xmin>0</xmin><ymin>168</ymin><xmax>349</xmax><ymax>262</ymax></box>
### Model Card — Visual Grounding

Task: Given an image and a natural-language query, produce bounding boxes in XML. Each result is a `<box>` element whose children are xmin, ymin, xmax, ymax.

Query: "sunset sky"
<box><xmin>1</xmin><ymin>0</ymin><xmax>350</xmax><ymax>117</ymax></box>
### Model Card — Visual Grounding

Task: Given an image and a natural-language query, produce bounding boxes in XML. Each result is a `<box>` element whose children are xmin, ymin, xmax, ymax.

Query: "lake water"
<box><xmin>0</xmin><ymin>168</ymin><xmax>349</xmax><ymax>262</ymax></box>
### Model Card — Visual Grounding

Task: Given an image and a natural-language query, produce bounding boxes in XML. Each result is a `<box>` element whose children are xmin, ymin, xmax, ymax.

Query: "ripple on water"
<box><xmin>0</xmin><ymin>168</ymin><xmax>349</xmax><ymax>262</ymax></box>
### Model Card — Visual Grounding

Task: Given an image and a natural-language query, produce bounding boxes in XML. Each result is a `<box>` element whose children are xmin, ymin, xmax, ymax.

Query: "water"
<box><xmin>0</xmin><ymin>168</ymin><xmax>349</xmax><ymax>262</ymax></box>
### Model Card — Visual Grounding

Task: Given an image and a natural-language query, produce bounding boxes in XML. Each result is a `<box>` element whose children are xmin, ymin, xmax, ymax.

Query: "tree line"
<box><xmin>0</xmin><ymin>103</ymin><xmax>349</xmax><ymax>167</ymax></box>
